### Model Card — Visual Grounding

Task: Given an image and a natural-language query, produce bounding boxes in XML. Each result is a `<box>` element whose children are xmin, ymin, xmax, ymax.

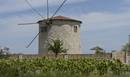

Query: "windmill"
<box><xmin>19</xmin><ymin>0</ymin><xmax>82</xmax><ymax>55</ymax></box>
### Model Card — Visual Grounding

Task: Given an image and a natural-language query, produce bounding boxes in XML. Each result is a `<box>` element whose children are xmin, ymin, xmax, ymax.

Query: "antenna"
<box><xmin>25</xmin><ymin>0</ymin><xmax>44</xmax><ymax>19</ymax></box>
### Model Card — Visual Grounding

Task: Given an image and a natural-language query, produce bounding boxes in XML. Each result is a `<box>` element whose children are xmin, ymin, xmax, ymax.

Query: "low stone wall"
<box><xmin>9</xmin><ymin>54</ymin><xmax>112</xmax><ymax>60</ymax></box>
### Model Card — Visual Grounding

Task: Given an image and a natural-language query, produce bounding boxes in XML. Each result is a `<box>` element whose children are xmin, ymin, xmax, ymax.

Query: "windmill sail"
<box><xmin>25</xmin><ymin>0</ymin><xmax>44</xmax><ymax>19</ymax></box>
<box><xmin>18</xmin><ymin>23</ymin><xmax>37</xmax><ymax>25</ymax></box>
<box><xmin>26</xmin><ymin>32</ymin><xmax>40</xmax><ymax>48</ymax></box>
<box><xmin>51</xmin><ymin>0</ymin><xmax>68</xmax><ymax>18</ymax></box>
<box><xmin>21</xmin><ymin>0</ymin><xmax>68</xmax><ymax>48</ymax></box>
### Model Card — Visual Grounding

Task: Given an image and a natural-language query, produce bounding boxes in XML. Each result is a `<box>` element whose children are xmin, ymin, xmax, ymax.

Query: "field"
<box><xmin>0</xmin><ymin>57</ymin><xmax>130</xmax><ymax>77</ymax></box>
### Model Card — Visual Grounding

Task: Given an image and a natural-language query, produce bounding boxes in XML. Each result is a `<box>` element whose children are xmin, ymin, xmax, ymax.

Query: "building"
<box><xmin>38</xmin><ymin>16</ymin><xmax>82</xmax><ymax>55</ymax></box>
<box><xmin>0</xmin><ymin>46</ymin><xmax>10</xmax><ymax>55</ymax></box>
<box><xmin>112</xmin><ymin>51</ymin><xmax>125</xmax><ymax>63</ymax></box>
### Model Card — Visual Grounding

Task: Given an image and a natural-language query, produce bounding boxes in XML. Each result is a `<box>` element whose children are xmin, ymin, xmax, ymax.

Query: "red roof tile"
<box><xmin>38</xmin><ymin>16</ymin><xmax>82</xmax><ymax>23</ymax></box>
<box><xmin>51</xmin><ymin>16</ymin><xmax>82</xmax><ymax>23</ymax></box>
<box><xmin>52</xmin><ymin>16</ymin><xmax>72</xmax><ymax>20</ymax></box>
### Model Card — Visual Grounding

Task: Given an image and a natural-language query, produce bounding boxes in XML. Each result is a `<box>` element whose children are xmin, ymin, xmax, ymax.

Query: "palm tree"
<box><xmin>47</xmin><ymin>39</ymin><xmax>68</xmax><ymax>58</ymax></box>
<box><xmin>90</xmin><ymin>46</ymin><xmax>104</xmax><ymax>55</ymax></box>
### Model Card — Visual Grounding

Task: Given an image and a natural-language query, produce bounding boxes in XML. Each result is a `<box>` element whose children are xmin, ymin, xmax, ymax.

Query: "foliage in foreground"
<box><xmin>0</xmin><ymin>58</ymin><xmax>130</xmax><ymax>77</ymax></box>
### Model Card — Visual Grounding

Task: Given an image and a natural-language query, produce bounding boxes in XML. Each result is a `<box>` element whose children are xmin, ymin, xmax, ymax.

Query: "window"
<box><xmin>74</xmin><ymin>26</ymin><xmax>78</xmax><ymax>32</ymax></box>
<box><xmin>40</xmin><ymin>27</ymin><xmax>47</xmax><ymax>32</ymax></box>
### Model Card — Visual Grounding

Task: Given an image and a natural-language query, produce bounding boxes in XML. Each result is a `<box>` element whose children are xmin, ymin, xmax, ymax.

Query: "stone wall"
<box><xmin>10</xmin><ymin>54</ymin><xmax>112</xmax><ymax>59</ymax></box>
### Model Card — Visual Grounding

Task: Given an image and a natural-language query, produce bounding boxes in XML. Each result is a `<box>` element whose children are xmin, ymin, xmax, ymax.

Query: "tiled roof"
<box><xmin>51</xmin><ymin>16</ymin><xmax>82</xmax><ymax>23</ymax></box>
<box><xmin>52</xmin><ymin>16</ymin><xmax>72</xmax><ymax>20</ymax></box>
<box><xmin>38</xmin><ymin>15</ymin><xmax>82</xmax><ymax>23</ymax></box>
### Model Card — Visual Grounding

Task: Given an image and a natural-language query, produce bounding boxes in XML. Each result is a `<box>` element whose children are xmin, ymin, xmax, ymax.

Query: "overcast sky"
<box><xmin>0</xmin><ymin>0</ymin><xmax>130</xmax><ymax>54</ymax></box>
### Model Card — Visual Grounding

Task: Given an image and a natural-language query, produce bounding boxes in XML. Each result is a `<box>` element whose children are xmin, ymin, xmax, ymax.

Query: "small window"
<box><xmin>40</xmin><ymin>27</ymin><xmax>47</xmax><ymax>32</ymax></box>
<box><xmin>74</xmin><ymin>26</ymin><xmax>78</xmax><ymax>32</ymax></box>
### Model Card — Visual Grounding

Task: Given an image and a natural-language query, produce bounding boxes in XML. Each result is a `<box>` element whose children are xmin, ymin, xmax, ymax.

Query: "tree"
<box><xmin>121</xmin><ymin>43</ymin><xmax>129</xmax><ymax>52</ymax></box>
<box><xmin>47</xmin><ymin>39</ymin><xmax>68</xmax><ymax>58</ymax></box>
<box><xmin>0</xmin><ymin>47</ymin><xmax>10</xmax><ymax>59</ymax></box>
<box><xmin>90</xmin><ymin>46</ymin><xmax>105</xmax><ymax>55</ymax></box>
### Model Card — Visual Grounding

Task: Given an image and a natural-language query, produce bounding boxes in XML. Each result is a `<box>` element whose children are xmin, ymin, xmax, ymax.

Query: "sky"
<box><xmin>0</xmin><ymin>0</ymin><xmax>130</xmax><ymax>54</ymax></box>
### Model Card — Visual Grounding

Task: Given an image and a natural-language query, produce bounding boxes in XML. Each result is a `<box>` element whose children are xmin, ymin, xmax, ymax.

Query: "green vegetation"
<box><xmin>0</xmin><ymin>50</ymin><xmax>10</xmax><ymax>59</ymax></box>
<box><xmin>90</xmin><ymin>46</ymin><xmax>105</xmax><ymax>55</ymax></box>
<box><xmin>121</xmin><ymin>43</ymin><xmax>130</xmax><ymax>52</ymax></box>
<box><xmin>0</xmin><ymin>58</ymin><xmax>130</xmax><ymax>77</ymax></box>
<box><xmin>48</xmin><ymin>39</ymin><xmax>68</xmax><ymax>57</ymax></box>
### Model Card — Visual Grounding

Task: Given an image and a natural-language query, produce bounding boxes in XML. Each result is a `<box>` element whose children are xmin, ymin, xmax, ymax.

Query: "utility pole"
<box><xmin>128</xmin><ymin>35</ymin><xmax>130</xmax><ymax>52</ymax></box>
<box><xmin>128</xmin><ymin>35</ymin><xmax>130</xmax><ymax>54</ymax></box>
<box><xmin>127</xmin><ymin>35</ymin><xmax>130</xmax><ymax>63</ymax></box>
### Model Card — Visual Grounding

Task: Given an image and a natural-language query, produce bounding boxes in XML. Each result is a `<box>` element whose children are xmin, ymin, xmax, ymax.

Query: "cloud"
<box><xmin>0</xmin><ymin>14</ymin><xmax>40</xmax><ymax>54</ymax></box>
<box><xmin>0</xmin><ymin>0</ymin><xmax>86</xmax><ymax>14</ymax></box>
<box><xmin>118</xmin><ymin>0</ymin><xmax>130</xmax><ymax>12</ymax></box>
<box><xmin>0</xmin><ymin>14</ymin><xmax>39</xmax><ymax>34</ymax></box>
<box><xmin>123</xmin><ymin>0</ymin><xmax>130</xmax><ymax>3</ymax></box>
<box><xmin>78</xmin><ymin>12</ymin><xmax>130</xmax><ymax>31</ymax></box>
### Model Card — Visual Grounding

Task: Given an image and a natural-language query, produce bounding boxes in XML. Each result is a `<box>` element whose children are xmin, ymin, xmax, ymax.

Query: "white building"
<box><xmin>38</xmin><ymin>16</ymin><xmax>82</xmax><ymax>55</ymax></box>
<box><xmin>0</xmin><ymin>46</ymin><xmax>9</xmax><ymax>55</ymax></box>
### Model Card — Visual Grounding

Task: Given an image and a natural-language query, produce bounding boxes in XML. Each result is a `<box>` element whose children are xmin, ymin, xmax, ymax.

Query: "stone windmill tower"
<box><xmin>38</xmin><ymin>16</ymin><xmax>82</xmax><ymax>55</ymax></box>
<box><xmin>19</xmin><ymin>0</ymin><xmax>82</xmax><ymax>55</ymax></box>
